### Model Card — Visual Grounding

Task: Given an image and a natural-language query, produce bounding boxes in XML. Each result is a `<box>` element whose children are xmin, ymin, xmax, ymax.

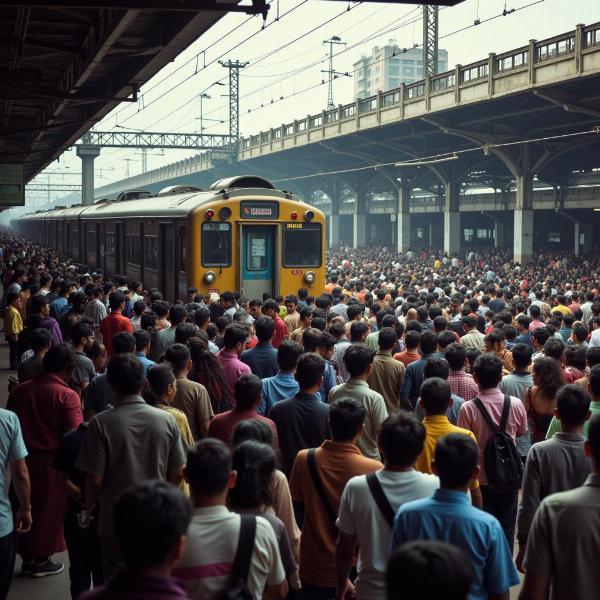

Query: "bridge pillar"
<box><xmin>76</xmin><ymin>145</ymin><xmax>101</xmax><ymax>205</ymax></box>
<box><xmin>353</xmin><ymin>214</ymin><xmax>367</xmax><ymax>248</ymax></box>
<box><xmin>329</xmin><ymin>215</ymin><xmax>341</xmax><ymax>247</ymax></box>
<box><xmin>494</xmin><ymin>219</ymin><xmax>505</xmax><ymax>248</ymax></box>
<box><xmin>444</xmin><ymin>178</ymin><xmax>461</xmax><ymax>256</ymax></box>
<box><xmin>514</xmin><ymin>170</ymin><xmax>534</xmax><ymax>264</ymax></box>
<box><xmin>396</xmin><ymin>184</ymin><xmax>412</xmax><ymax>253</ymax></box>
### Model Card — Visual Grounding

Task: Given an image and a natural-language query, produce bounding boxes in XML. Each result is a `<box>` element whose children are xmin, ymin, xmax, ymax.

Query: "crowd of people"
<box><xmin>0</xmin><ymin>226</ymin><xmax>599</xmax><ymax>600</ymax></box>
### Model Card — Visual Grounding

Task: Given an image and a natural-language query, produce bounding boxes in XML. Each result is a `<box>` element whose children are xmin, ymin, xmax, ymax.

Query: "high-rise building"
<box><xmin>353</xmin><ymin>43</ymin><xmax>448</xmax><ymax>99</ymax></box>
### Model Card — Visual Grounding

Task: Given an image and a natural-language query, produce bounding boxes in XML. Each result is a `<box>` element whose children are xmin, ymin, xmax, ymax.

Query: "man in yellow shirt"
<box><xmin>415</xmin><ymin>377</ymin><xmax>482</xmax><ymax>508</ymax></box>
<box><xmin>552</xmin><ymin>294</ymin><xmax>573</xmax><ymax>316</ymax></box>
<box><xmin>4</xmin><ymin>291</ymin><xmax>23</xmax><ymax>370</ymax></box>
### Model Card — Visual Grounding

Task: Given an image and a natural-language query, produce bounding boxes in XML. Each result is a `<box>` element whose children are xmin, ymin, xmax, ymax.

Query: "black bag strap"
<box><xmin>473</xmin><ymin>396</ymin><xmax>511</xmax><ymax>434</ymax></box>
<box><xmin>499</xmin><ymin>395</ymin><xmax>511</xmax><ymax>433</ymax></box>
<box><xmin>307</xmin><ymin>448</ymin><xmax>337</xmax><ymax>526</ymax></box>
<box><xmin>366</xmin><ymin>472</ymin><xmax>395</xmax><ymax>528</ymax></box>
<box><xmin>231</xmin><ymin>515</ymin><xmax>256</xmax><ymax>584</ymax></box>
<box><xmin>473</xmin><ymin>397</ymin><xmax>498</xmax><ymax>434</ymax></box>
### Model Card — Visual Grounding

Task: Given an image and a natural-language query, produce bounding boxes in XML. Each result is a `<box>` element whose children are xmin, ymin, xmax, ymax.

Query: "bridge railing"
<box><xmin>240</xmin><ymin>21</ymin><xmax>600</xmax><ymax>151</ymax></box>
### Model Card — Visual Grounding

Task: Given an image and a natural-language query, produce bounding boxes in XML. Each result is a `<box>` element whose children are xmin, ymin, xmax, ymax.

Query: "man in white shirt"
<box><xmin>174</xmin><ymin>439</ymin><xmax>287</xmax><ymax>600</ymax></box>
<box><xmin>335</xmin><ymin>412</ymin><xmax>439</xmax><ymax>600</ymax></box>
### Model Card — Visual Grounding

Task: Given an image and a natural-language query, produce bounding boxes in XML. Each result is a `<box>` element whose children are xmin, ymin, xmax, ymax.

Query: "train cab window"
<box><xmin>106</xmin><ymin>233</ymin><xmax>115</xmax><ymax>257</ymax></box>
<box><xmin>202</xmin><ymin>222</ymin><xmax>231</xmax><ymax>267</ymax></box>
<box><xmin>283</xmin><ymin>222</ymin><xmax>322</xmax><ymax>267</ymax></box>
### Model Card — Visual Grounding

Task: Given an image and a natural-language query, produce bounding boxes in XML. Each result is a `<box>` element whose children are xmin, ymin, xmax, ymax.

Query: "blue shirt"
<box><xmin>135</xmin><ymin>352</ymin><xmax>156</xmax><ymax>376</ymax></box>
<box><xmin>400</xmin><ymin>353</ymin><xmax>441</xmax><ymax>406</ymax></box>
<box><xmin>515</xmin><ymin>332</ymin><xmax>534</xmax><ymax>347</ymax></box>
<box><xmin>319</xmin><ymin>361</ymin><xmax>336</xmax><ymax>404</ymax></box>
<box><xmin>50</xmin><ymin>296</ymin><xmax>68</xmax><ymax>320</ymax></box>
<box><xmin>240</xmin><ymin>342</ymin><xmax>278</xmax><ymax>379</ymax></box>
<box><xmin>260</xmin><ymin>371</ymin><xmax>299</xmax><ymax>416</ymax></box>
<box><xmin>391</xmin><ymin>489</ymin><xmax>519</xmax><ymax>600</ymax></box>
<box><xmin>0</xmin><ymin>409</ymin><xmax>27</xmax><ymax>536</ymax></box>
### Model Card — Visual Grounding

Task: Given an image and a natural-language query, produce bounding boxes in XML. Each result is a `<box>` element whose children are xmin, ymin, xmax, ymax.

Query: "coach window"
<box><xmin>202</xmin><ymin>222</ymin><xmax>231</xmax><ymax>267</ymax></box>
<box><xmin>106</xmin><ymin>233</ymin><xmax>115</xmax><ymax>257</ymax></box>
<box><xmin>126</xmin><ymin>234</ymin><xmax>141</xmax><ymax>265</ymax></box>
<box><xmin>178</xmin><ymin>226</ymin><xmax>187</xmax><ymax>272</ymax></box>
<box><xmin>283</xmin><ymin>223</ymin><xmax>322</xmax><ymax>267</ymax></box>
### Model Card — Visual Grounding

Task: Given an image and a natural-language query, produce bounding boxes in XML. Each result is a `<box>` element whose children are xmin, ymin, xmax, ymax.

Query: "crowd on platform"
<box><xmin>0</xmin><ymin>225</ymin><xmax>599</xmax><ymax>600</ymax></box>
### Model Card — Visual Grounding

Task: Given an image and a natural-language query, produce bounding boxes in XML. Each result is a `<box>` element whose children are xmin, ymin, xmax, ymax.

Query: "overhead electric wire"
<box><xmin>270</xmin><ymin>126</ymin><xmax>600</xmax><ymax>182</ymax></box>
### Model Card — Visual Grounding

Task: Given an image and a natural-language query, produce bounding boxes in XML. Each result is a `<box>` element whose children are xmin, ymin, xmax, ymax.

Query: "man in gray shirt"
<box><xmin>70</xmin><ymin>321</ymin><xmax>96</xmax><ymax>395</ymax></box>
<box><xmin>516</xmin><ymin>384</ymin><xmax>591</xmax><ymax>573</ymax></box>
<box><xmin>520</xmin><ymin>412</ymin><xmax>600</xmax><ymax>600</ymax></box>
<box><xmin>500</xmin><ymin>343</ymin><xmax>534</xmax><ymax>459</ymax></box>
<box><xmin>77</xmin><ymin>353</ymin><xmax>186</xmax><ymax>580</ymax></box>
<box><xmin>329</xmin><ymin>344</ymin><xmax>388</xmax><ymax>459</ymax></box>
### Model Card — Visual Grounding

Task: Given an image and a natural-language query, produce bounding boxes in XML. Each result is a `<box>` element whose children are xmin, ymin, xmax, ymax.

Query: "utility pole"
<box><xmin>124</xmin><ymin>158</ymin><xmax>136</xmax><ymax>179</ymax></box>
<box><xmin>322</xmin><ymin>36</ymin><xmax>347</xmax><ymax>110</ymax></box>
<box><xmin>198</xmin><ymin>93</ymin><xmax>211</xmax><ymax>133</ymax></box>
<box><xmin>422</xmin><ymin>4</ymin><xmax>439</xmax><ymax>77</ymax></box>
<box><xmin>219</xmin><ymin>59</ymin><xmax>249</xmax><ymax>151</ymax></box>
<box><xmin>141</xmin><ymin>147</ymin><xmax>147</xmax><ymax>174</ymax></box>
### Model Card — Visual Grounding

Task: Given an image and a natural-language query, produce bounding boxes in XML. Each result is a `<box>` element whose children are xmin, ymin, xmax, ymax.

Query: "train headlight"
<box><xmin>304</xmin><ymin>210</ymin><xmax>315</xmax><ymax>221</ymax></box>
<box><xmin>219</xmin><ymin>206</ymin><xmax>232</xmax><ymax>220</ymax></box>
<box><xmin>204</xmin><ymin>271</ymin><xmax>216</xmax><ymax>284</ymax></box>
<box><xmin>304</xmin><ymin>271</ymin><xmax>316</xmax><ymax>284</ymax></box>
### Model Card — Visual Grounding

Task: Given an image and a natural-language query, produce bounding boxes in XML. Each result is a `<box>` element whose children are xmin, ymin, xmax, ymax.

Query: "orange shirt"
<box><xmin>289</xmin><ymin>441</ymin><xmax>381</xmax><ymax>587</ymax></box>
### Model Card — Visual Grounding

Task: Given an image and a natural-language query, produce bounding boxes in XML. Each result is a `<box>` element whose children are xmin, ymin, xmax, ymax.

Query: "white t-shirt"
<box><xmin>336</xmin><ymin>469</ymin><xmax>439</xmax><ymax>600</ymax></box>
<box><xmin>175</xmin><ymin>506</ymin><xmax>285</xmax><ymax>600</ymax></box>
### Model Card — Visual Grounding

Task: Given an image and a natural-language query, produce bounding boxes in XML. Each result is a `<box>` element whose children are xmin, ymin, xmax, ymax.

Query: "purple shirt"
<box><xmin>217</xmin><ymin>350</ymin><xmax>251</xmax><ymax>409</ymax></box>
<box><xmin>458</xmin><ymin>387</ymin><xmax>528</xmax><ymax>486</ymax></box>
<box><xmin>40</xmin><ymin>316</ymin><xmax>63</xmax><ymax>344</ymax></box>
<box><xmin>81</xmin><ymin>572</ymin><xmax>190</xmax><ymax>600</ymax></box>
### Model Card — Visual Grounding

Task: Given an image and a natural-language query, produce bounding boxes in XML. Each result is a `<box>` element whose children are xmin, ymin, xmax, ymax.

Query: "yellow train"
<box><xmin>12</xmin><ymin>176</ymin><xmax>325</xmax><ymax>301</ymax></box>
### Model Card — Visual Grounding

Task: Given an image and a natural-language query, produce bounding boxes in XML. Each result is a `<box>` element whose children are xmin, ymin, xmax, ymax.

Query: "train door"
<box><xmin>160</xmin><ymin>223</ymin><xmax>177</xmax><ymax>302</ymax></box>
<box><xmin>97</xmin><ymin>222</ymin><xmax>105</xmax><ymax>274</ymax></box>
<box><xmin>241</xmin><ymin>225</ymin><xmax>276</xmax><ymax>299</ymax></box>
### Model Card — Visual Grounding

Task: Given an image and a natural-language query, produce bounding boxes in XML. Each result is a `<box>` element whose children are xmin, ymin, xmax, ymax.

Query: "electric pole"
<box><xmin>322</xmin><ymin>36</ymin><xmax>347</xmax><ymax>110</ymax></box>
<box><xmin>422</xmin><ymin>5</ymin><xmax>439</xmax><ymax>77</ymax></box>
<box><xmin>198</xmin><ymin>92</ymin><xmax>211</xmax><ymax>133</ymax></box>
<box><xmin>219</xmin><ymin>59</ymin><xmax>249</xmax><ymax>151</ymax></box>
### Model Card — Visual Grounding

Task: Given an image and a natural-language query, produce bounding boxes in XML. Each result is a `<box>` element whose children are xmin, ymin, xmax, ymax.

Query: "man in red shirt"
<box><xmin>7</xmin><ymin>343</ymin><xmax>82</xmax><ymax>577</ymax></box>
<box><xmin>208</xmin><ymin>373</ymin><xmax>278</xmax><ymax>447</ymax></box>
<box><xmin>99</xmin><ymin>291</ymin><xmax>133</xmax><ymax>355</ymax></box>
<box><xmin>262</xmin><ymin>299</ymin><xmax>288</xmax><ymax>349</ymax></box>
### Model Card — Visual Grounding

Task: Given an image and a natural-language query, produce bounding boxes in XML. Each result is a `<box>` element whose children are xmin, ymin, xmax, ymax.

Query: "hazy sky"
<box><xmin>26</xmin><ymin>0</ymin><xmax>600</xmax><ymax>206</ymax></box>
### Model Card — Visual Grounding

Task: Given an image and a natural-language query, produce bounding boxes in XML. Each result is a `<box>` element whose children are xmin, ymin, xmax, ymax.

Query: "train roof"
<box><xmin>15</xmin><ymin>185</ymin><xmax>320</xmax><ymax>222</ymax></box>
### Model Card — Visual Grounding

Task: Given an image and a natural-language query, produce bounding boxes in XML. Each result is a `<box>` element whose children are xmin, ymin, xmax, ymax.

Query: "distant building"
<box><xmin>353</xmin><ymin>43</ymin><xmax>448</xmax><ymax>99</ymax></box>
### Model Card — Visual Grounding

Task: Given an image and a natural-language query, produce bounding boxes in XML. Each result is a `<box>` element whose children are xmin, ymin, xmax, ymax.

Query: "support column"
<box><xmin>514</xmin><ymin>209</ymin><xmax>533</xmax><ymax>265</ymax></box>
<box><xmin>574</xmin><ymin>221</ymin><xmax>581</xmax><ymax>257</ymax></box>
<box><xmin>494</xmin><ymin>219</ymin><xmax>505</xmax><ymax>248</ymax></box>
<box><xmin>581</xmin><ymin>224</ymin><xmax>594</xmax><ymax>255</ymax></box>
<box><xmin>76</xmin><ymin>145</ymin><xmax>101</xmax><ymax>205</ymax></box>
<box><xmin>328</xmin><ymin>214</ymin><xmax>341</xmax><ymax>247</ymax></box>
<box><xmin>396</xmin><ymin>184</ymin><xmax>411</xmax><ymax>253</ymax></box>
<box><xmin>353</xmin><ymin>214</ymin><xmax>367</xmax><ymax>248</ymax></box>
<box><xmin>514</xmin><ymin>169</ymin><xmax>533</xmax><ymax>264</ymax></box>
<box><xmin>444</xmin><ymin>178</ymin><xmax>461</xmax><ymax>256</ymax></box>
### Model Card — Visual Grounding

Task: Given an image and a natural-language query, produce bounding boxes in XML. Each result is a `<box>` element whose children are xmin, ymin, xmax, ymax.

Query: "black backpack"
<box><xmin>226</xmin><ymin>515</ymin><xmax>256</xmax><ymax>600</ymax></box>
<box><xmin>473</xmin><ymin>396</ymin><xmax>523</xmax><ymax>492</ymax></box>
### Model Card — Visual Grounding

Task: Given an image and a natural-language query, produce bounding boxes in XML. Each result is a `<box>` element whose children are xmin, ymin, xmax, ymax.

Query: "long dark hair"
<box><xmin>143</xmin><ymin>363</ymin><xmax>175</xmax><ymax>407</ymax></box>
<box><xmin>228</xmin><ymin>441</ymin><xmax>276</xmax><ymax>510</ymax></box>
<box><xmin>533</xmin><ymin>356</ymin><xmax>563</xmax><ymax>400</ymax></box>
<box><xmin>187</xmin><ymin>337</ymin><xmax>229</xmax><ymax>413</ymax></box>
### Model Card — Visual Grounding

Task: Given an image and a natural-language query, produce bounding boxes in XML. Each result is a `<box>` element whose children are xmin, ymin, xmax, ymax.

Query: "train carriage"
<box><xmin>12</xmin><ymin>176</ymin><xmax>325</xmax><ymax>301</ymax></box>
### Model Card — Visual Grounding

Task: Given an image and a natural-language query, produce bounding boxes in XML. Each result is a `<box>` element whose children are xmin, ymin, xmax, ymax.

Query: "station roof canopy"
<box><xmin>0</xmin><ymin>1</ymin><xmax>271</xmax><ymax>183</ymax></box>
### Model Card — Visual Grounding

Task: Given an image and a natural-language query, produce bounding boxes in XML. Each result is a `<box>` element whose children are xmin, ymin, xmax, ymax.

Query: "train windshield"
<box><xmin>282</xmin><ymin>223</ymin><xmax>322</xmax><ymax>267</ymax></box>
<box><xmin>202</xmin><ymin>222</ymin><xmax>231</xmax><ymax>266</ymax></box>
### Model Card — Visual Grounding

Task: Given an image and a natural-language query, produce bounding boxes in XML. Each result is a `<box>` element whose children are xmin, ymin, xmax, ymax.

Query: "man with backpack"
<box><xmin>335</xmin><ymin>413</ymin><xmax>438</xmax><ymax>600</ymax></box>
<box><xmin>289</xmin><ymin>399</ymin><xmax>381</xmax><ymax>600</ymax></box>
<box><xmin>174</xmin><ymin>438</ymin><xmax>287</xmax><ymax>600</ymax></box>
<box><xmin>458</xmin><ymin>353</ymin><xmax>527</xmax><ymax>552</ymax></box>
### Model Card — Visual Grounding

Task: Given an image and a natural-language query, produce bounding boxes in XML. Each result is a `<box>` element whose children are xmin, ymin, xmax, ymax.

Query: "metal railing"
<box><xmin>240</xmin><ymin>21</ymin><xmax>599</xmax><ymax>151</ymax></box>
